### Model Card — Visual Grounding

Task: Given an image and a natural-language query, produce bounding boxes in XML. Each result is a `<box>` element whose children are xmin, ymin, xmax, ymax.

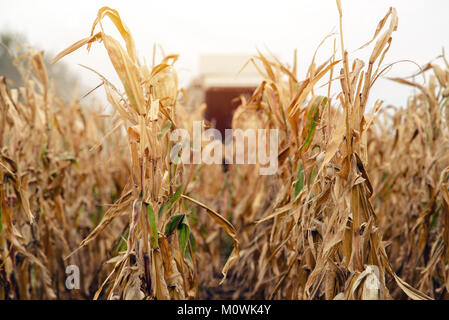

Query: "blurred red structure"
<box><xmin>204</xmin><ymin>86</ymin><xmax>255</xmax><ymax>137</ymax></box>
<box><xmin>186</xmin><ymin>54</ymin><xmax>261</xmax><ymax>136</ymax></box>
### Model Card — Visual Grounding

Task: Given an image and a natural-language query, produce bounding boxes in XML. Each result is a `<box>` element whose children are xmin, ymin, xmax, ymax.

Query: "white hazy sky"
<box><xmin>1</xmin><ymin>0</ymin><xmax>448</xmax><ymax>108</ymax></box>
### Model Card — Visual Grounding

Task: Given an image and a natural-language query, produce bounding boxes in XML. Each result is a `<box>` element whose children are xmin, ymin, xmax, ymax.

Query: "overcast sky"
<box><xmin>1</xmin><ymin>0</ymin><xmax>448</xmax><ymax>108</ymax></box>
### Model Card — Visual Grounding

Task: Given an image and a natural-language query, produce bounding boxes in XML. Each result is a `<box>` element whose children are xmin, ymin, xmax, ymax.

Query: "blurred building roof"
<box><xmin>198</xmin><ymin>54</ymin><xmax>261</xmax><ymax>88</ymax></box>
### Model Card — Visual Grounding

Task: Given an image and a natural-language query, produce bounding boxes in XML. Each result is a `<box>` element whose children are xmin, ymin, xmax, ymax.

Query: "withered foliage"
<box><xmin>1</xmin><ymin>3</ymin><xmax>449</xmax><ymax>299</ymax></box>
<box><xmin>0</xmin><ymin>48</ymin><xmax>130</xmax><ymax>299</ymax></box>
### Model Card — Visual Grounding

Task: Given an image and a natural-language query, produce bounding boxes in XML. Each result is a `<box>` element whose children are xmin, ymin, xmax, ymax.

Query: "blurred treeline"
<box><xmin>0</xmin><ymin>31</ymin><xmax>81</xmax><ymax>101</ymax></box>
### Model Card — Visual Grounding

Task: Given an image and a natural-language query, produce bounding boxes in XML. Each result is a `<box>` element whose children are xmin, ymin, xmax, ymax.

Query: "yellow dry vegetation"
<box><xmin>1</xmin><ymin>2</ymin><xmax>449</xmax><ymax>300</ymax></box>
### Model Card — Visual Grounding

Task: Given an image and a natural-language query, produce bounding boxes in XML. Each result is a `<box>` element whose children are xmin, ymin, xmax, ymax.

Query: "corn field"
<box><xmin>1</xmin><ymin>3</ymin><xmax>449</xmax><ymax>300</ymax></box>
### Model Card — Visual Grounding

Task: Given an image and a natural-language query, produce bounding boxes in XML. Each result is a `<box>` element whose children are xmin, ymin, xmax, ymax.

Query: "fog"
<box><xmin>1</xmin><ymin>0</ymin><xmax>448</xmax><ymax>108</ymax></box>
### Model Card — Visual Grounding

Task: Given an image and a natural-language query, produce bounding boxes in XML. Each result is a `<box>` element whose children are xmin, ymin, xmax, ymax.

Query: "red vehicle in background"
<box><xmin>186</xmin><ymin>54</ymin><xmax>260</xmax><ymax>137</ymax></box>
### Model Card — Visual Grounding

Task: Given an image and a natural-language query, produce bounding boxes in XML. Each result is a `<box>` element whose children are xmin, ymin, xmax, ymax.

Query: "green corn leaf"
<box><xmin>118</xmin><ymin>231</ymin><xmax>129</xmax><ymax>252</ymax></box>
<box><xmin>309</xmin><ymin>166</ymin><xmax>317</xmax><ymax>185</ymax></box>
<box><xmin>178</xmin><ymin>219</ymin><xmax>190</xmax><ymax>256</ymax></box>
<box><xmin>189</xmin><ymin>232</ymin><xmax>197</xmax><ymax>253</ymax></box>
<box><xmin>146</xmin><ymin>203</ymin><xmax>158</xmax><ymax>248</ymax></box>
<box><xmin>165</xmin><ymin>214</ymin><xmax>184</xmax><ymax>235</ymax></box>
<box><xmin>123</xmin><ymin>81</ymin><xmax>139</xmax><ymax>112</ymax></box>
<box><xmin>112</xmin><ymin>226</ymin><xmax>129</xmax><ymax>252</ymax></box>
<box><xmin>301</xmin><ymin>96</ymin><xmax>327</xmax><ymax>153</ymax></box>
<box><xmin>295</xmin><ymin>164</ymin><xmax>304</xmax><ymax>200</ymax></box>
<box><xmin>157</xmin><ymin>120</ymin><xmax>173</xmax><ymax>140</ymax></box>
<box><xmin>158</xmin><ymin>203</ymin><xmax>165</xmax><ymax>219</ymax></box>
<box><xmin>160</xmin><ymin>186</ymin><xmax>183</xmax><ymax>217</ymax></box>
